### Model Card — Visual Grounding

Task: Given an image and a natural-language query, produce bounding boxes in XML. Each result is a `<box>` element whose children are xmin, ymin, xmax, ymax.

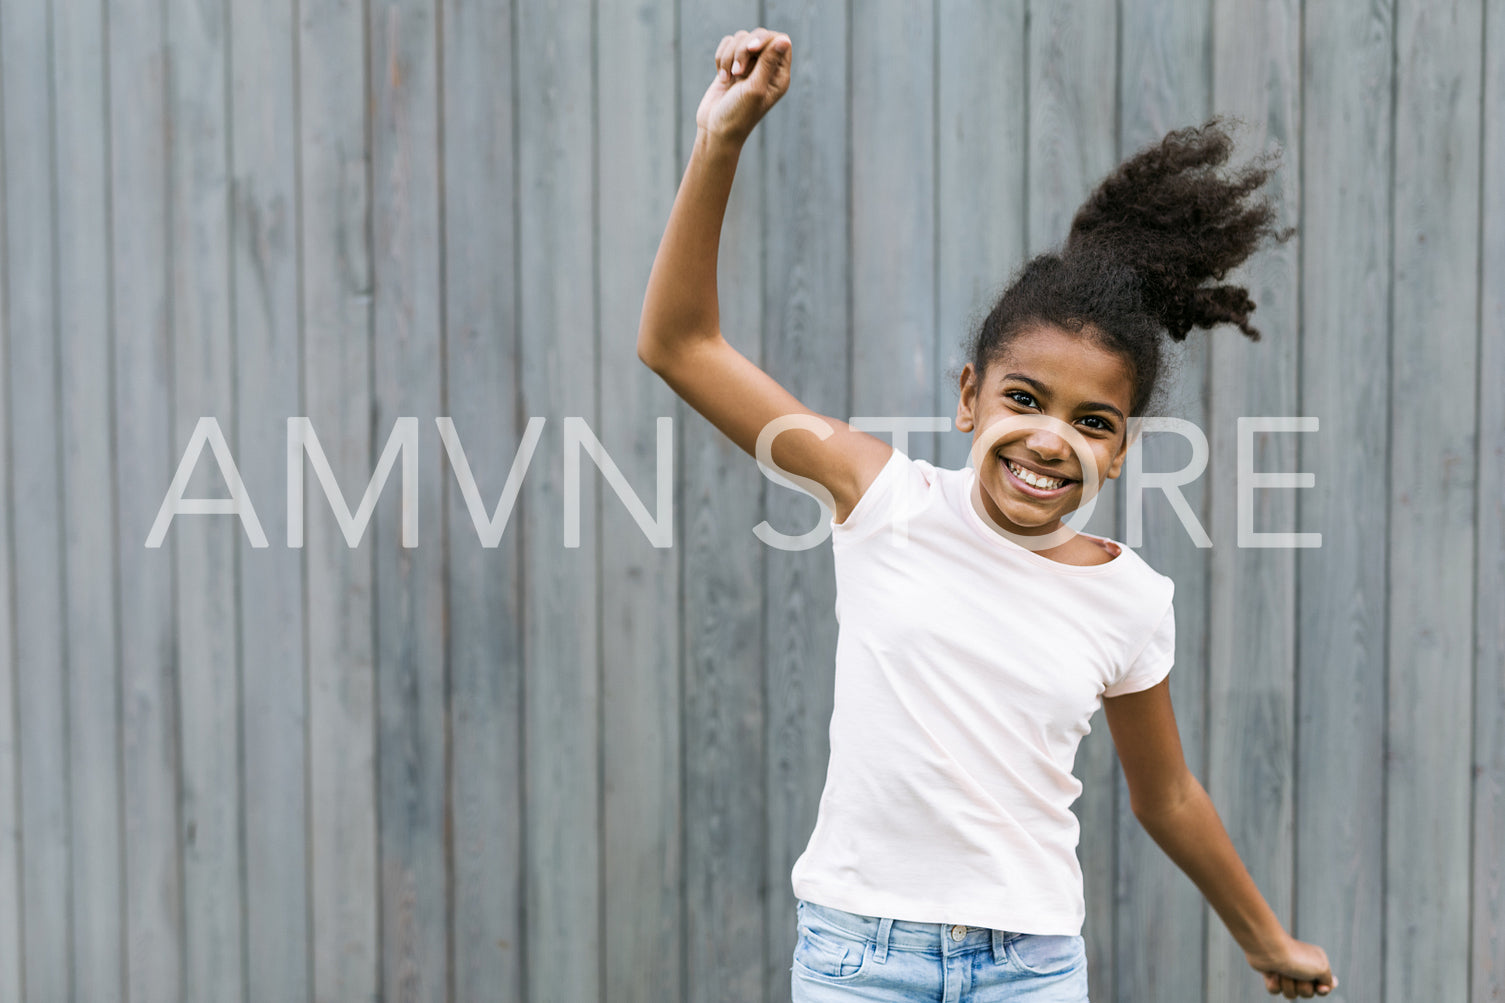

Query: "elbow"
<box><xmin>1130</xmin><ymin>770</ymin><xmax>1203</xmax><ymax>822</ymax></box>
<box><xmin>636</xmin><ymin>334</ymin><xmax>667</xmax><ymax>374</ymax></box>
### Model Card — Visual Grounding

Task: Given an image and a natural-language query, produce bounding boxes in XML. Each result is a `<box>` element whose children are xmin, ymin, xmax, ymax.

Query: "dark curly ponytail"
<box><xmin>965</xmin><ymin>117</ymin><xmax>1292</xmax><ymax>417</ymax></box>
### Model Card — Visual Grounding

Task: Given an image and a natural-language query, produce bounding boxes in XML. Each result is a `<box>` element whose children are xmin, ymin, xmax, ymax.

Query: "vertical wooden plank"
<box><xmin>1386</xmin><ymin>0</ymin><xmax>1482</xmax><ymax>1000</ymax></box>
<box><xmin>595</xmin><ymin>1</ymin><xmax>682</xmax><ymax>1001</ymax></box>
<box><xmin>1026</xmin><ymin>2</ymin><xmax>1119</xmax><ymax>995</ymax></box>
<box><xmin>298</xmin><ymin>0</ymin><xmax>380</xmax><ymax>996</ymax></box>
<box><xmin>1396</xmin><ymin>0</ymin><xmax>1493</xmax><ymax>993</ymax></box>
<box><xmin>55</xmin><ymin>0</ymin><xmax>126</xmax><ymax>997</ymax></box>
<box><xmin>109</xmin><ymin>0</ymin><xmax>185</xmax><ymax>994</ymax></box>
<box><xmin>439</xmin><ymin>0</ymin><xmax>522</xmax><ymax>999</ymax></box>
<box><xmin>760</xmin><ymin>0</ymin><xmax>847</xmax><ymax>997</ymax></box>
<box><xmin>675</xmin><ymin>4</ymin><xmax>764</xmax><ymax>1002</ymax></box>
<box><xmin>935</xmin><ymin>0</ymin><xmax>1026</xmax><ymax>470</ymax></box>
<box><xmin>1473</xmin><ymin>4</ymin><xmax>1504</xmax><ymax>998</ymax></box>
<box><xmin>164</xmin><ymin>0</ymin><xmax>245</xmax><ymax>995</ymax></box>
<box><xmin>1026</xmin><ymin>0</ymin><xmax>1117</xmax><ymax>274</ymax></box>
<box><xmin>0</xmin><ymin>0</ymin><xmax>72</xmax><ymax>997</ymax></box>
<box><xmin>517</xmin><ymin>0</ymin><xmax>600</xmax><ymax>1000</ymax></box>
<box><xmin>228</xmin><ymin>0</ymin><xmax>309</xmax><ymax>998</ymax></box>
<box><xmin>851</xmin><ymin>0</ymin><xmax>935</xmax><ymax>458</ymax></box>
<box><xmin>1296</xmin><ymin>2</ymin><xmax>1393</xmax><ymax>1002</ymax></box>
<box><xmin>0</xmin><ymin>19</ymin><xmax>21</xmax><ymax>1001</ymax></box>
<box><xmin>1208</xmin><ymin>1</ymin><xmax>1301</xmax><ymax>1000</ymax></box>
<box><xmin>368</xmin><ymin>1</ymin><xmax>448</xmax><ymax>999</ymax></box>
<box><xmin>1112</xmin><ymin>3</ymin><xmax>1212</xmax><ymax>1001</ymax></box>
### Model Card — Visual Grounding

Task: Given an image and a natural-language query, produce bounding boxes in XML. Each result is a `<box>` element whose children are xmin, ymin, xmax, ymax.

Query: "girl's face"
<box><xmin>955</xmin><ymin>324</ymin><xmax>1135</xmax><ymax>538</ymax></box>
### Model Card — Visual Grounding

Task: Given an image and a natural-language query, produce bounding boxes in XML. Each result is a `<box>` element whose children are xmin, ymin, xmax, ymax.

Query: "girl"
<box><xmin>638</xmin><ymin>26</ymin><xmax>1338</xmax><ymax>1003</ymax></box>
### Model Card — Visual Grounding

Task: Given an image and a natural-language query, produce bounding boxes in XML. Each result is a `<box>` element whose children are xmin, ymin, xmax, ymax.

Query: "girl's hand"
<box><xmin>1245</xmin><ymin>934</ymin><xmax>1337</xmax><ymax>998</ymax></box>
<box><xmin>695</xmin><ymin>28</ymin><xmax>792</xmax><ymax>146</ymax></box>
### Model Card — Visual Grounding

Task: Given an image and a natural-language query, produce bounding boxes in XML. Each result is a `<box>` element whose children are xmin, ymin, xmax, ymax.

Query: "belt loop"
<box><xmin>875</xmin><ymin>917</ymin><xmax>892</xmax><ymax>962</ymax></box>
<box><xmin>991</xmin><ymin>927</ymin><xmax>1007</xmax><ymax>965</ymax></box>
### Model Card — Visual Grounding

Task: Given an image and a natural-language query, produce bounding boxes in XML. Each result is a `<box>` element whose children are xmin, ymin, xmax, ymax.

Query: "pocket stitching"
<box><xmin>1005</xmin><ymin>933</ymin><xmax>1083</xmax><ymax>977</ymax></box>
<box><xmin>792</xmin><ymin>924</ymin><xmax>871</xmax><ymax>981</ymax></box>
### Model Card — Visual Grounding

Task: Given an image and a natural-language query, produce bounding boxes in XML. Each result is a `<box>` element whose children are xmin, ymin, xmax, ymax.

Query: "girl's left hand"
<box><xmin>1245</xmin><ymin>934</ymin><xmax>1337</xmax><ymax>998</ymax></box>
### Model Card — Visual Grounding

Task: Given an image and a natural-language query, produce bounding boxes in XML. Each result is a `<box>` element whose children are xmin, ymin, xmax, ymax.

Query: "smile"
<box><xmin>1002</xmin><ymin>456</ymin><xmax>1074</xmax><ymax>495</ymax></box>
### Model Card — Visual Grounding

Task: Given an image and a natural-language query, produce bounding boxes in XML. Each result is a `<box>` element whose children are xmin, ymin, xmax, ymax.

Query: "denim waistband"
<box><xmin>797</xmin><ymin>898</ymin><xmax>1023</xmax><ymax>964</ymax></box>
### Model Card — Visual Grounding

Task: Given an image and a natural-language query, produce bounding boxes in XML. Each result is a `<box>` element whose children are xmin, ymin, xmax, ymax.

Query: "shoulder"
<box><xmin>832</xmin><ymin>450</ymin><xmax>944</xmax><ymax>536</ymax></box>
<box><xmin>1096</xmin><ymin>538</ymin><xmax>1176</xmax><ymax>609</ymax></box>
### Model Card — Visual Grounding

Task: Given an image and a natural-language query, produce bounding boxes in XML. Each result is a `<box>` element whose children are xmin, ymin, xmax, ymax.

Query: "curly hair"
<box><xmin>965</xmin><ymin>117</ymin><xmax>1292</xmax><ymax>417</ymax></box>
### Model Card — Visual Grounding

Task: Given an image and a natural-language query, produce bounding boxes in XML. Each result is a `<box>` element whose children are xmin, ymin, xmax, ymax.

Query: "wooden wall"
<box><xmin>0</xmin><ymin>0</ymin><xmax>1499</xmax><ymax>1001</ymax></box>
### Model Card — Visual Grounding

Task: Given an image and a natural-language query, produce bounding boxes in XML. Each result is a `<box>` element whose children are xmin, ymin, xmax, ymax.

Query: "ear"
<box><xmin>955</xmin><ymin>363</ymin><xmax>978</xmax><ymax>433</ymax></box>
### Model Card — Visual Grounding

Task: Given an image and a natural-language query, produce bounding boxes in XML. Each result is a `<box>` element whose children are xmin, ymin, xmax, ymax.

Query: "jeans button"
<box><xmin>950</xmin><ymin>924</ymin><xmax>967</xmax><ymax>941</ymax></box>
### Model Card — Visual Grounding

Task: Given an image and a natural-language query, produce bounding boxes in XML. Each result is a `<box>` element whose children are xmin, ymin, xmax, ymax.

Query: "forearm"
<box><xmin>1134</xmin><ymin>778</ymin><xmax>1288</xmax><ymax>962</ymax></box>
<box><xmin>637</xmin><ymin>128</ymin><xmax>745</xmax><ymax>368</ymax></box>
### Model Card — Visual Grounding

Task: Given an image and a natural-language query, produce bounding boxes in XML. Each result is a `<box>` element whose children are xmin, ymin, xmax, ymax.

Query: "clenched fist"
<box><xmin>695</xmin><ymin>27</ymin><xmax>792</xmax><ymax>145</ymax></box>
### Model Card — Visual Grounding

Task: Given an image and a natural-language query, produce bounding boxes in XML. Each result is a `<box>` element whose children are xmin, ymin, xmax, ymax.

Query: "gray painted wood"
<box><xmin>760</xmin><ymin>2</ymin><xmax>850</xmax><ymax>998</ymax></box>
<box><xmin>1473</xmin><ymin>3</ymin><xmax>1505</xmax><ymax>997</ymax></box>
<box><xmin>595</xmin><ymin>1</ymin><xmax>682</xmax><ymax>1000</ymax></box>
<box><xmin>2</xmin><ymin>0</ymin><xmax>71</xmax><ymax>997</ymax></box>
<box><xmin>851</xmin><ymin>0</ymin><xmax>936</xmax><ymax>459</ymax></box>
<box><xmin>440</xmin><ymin>0</ymin><xmax>523</xmax><ymax>1000</ymax></box>
<box><xmin>297</xmin><ymin>0</ymin><xmax>380</xmax><ymax>997</ymax></box>
<box><xmin>0</xmin><ymin>19</ymin><xmax>20</xmax><ymax>1001</ymax></box>
<box><xmin>107</xmin><ymin>0</ymin><xmax>185</xmax><ymax>996</ymax></box>
<box><xmin>165</xmin><ymin>0</ymin><xmax>246</xmax><ymax>996</ymax></box>
<box><xmin>1386</xmin><ymin>2</ymin><xmax>1483</xmax><ymax>1002</ymax></box>
<box><xmin>1026</xmin><ymin>2</ymin><xmax>1120</xmax><ymax>996</ymax></box>
<box><xmin>934</xmin><ymin>1</ymin><xmax>1026</xmax><ymax>470</ymax></box>
<box><xmin>1296</xmin><ymin>3</ymin><xmax>1393</xmax><ymax>1002</ymax></box>
<box><xmin>517</xmin><ymin>1</ymin><xmax>601</xmax><ymax>1001</ymax></box>
<box><xmin>674</xmin><ymin>5</ymin><xmax>767</xmax><ymax>1002</ymax></box>
<box><xmin>1207</xmin><ymin>2</ymin><xmax>1302</xmax><ymax>1001</ymax></box>
<box><xmin>228</xmin><ymin>0</ymin><xmax>310</xmax><ymax>998</ymax></box>
<box><xmin>368</xmin><ymin>2</ymin><xmax>449</xmax><ymax>1000</ymax></box>
<box><xmin>55</xmin><ymin>0</ymin><xmax>125</xmax><ymax>997</ymax></box>
<box><xmin>0</xmin><ymin>3</ymin><xmax>1497</xmax><ymax>1001</ymax></box>
<box><xmin>1113</xmin><ymin>2</ymin><xmax>1212</xmax><ymax>1001</ymax></box>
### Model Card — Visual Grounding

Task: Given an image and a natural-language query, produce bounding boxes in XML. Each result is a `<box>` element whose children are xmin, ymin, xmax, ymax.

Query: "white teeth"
<box><xmin>1007</xmin><ymin>460</ymin><xmax>1064</xmax><ymax>490</ymax></box>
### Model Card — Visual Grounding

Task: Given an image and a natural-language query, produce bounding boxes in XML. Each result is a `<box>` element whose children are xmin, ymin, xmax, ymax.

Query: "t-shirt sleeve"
<box><xmin>1104</xmin><ymin>591</ymin><xmax>1175</xmax><ymax>697</ymax></box>
<box><xmin>831</xmin><ymin>448</ymin><xmax>927</xmax><ymax>539</ymax></box>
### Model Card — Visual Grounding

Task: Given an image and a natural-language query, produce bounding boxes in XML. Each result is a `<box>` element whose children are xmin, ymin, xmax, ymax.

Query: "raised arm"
<box><xmin>637</xmin><ymin>27</ymin><xmax>891</xmax><ymax>522</ymax></box>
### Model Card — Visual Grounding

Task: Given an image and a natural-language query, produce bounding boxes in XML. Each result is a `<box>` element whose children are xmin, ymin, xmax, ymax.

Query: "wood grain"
<box><xmin>440</xmin><ymin>0</ymin><xmax>524</xmax><ymax>1000</ymax></box>
<box><xmin>1386</xmin><ymin>1</ymin><xmax>1484</xmax><ymax>1001</ymax></box>
<box><xmin>517</xmin><ymin>1</ymin><xmax>601</xmax><ymax>1001</ymax></box>
<box><xmin>1295</xmin><ymin>2</ymin><xmax>1394</xmax><ymax>1001</ymax></box>
<box><xmin>1113</xmin><ymin>2</ymin><xmax>1213</xmax><ymax>1001</ymax></box>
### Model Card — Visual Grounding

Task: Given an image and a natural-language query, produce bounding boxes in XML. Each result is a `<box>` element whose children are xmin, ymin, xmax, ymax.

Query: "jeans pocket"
<box><xmin>1006</xmin><ymin>933</ymin><xmax>1085</xmax><ymax>977</ymax></box>
<box><xmin>792</xmin><ymin>908</ymin><xmax>872</xmax><ymax>981</ymax></box>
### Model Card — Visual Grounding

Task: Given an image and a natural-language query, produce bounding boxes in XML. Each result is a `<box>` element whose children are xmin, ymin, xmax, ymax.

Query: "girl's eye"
<box><xmin>1005</xmin><ymin>390</ymin><xmax>1037</xmax><ymax>407</ymax></box>
<box><xmin>1079</xmin><ymin>415</ymin><xmax>1112</xmax><ymax>432</ymax></box>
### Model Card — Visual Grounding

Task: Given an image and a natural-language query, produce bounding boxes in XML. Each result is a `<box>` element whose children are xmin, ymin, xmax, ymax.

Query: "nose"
<box><xmin>1022</xmin><ymin>427</ymin><xmax>1072</xmax><ymax>462</ymax></box>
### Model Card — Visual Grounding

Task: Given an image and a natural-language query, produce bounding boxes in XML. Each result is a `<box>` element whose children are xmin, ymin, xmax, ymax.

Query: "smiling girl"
<box><xmin>637</xmin><ymin>25</ymin><xmax>1338</xmax><ymax>1003</ymax></box>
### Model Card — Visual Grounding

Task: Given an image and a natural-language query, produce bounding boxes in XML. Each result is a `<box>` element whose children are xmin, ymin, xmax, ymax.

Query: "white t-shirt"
<box><xmin>789</xmin><ymin>448</ymin><xmax>1176</xmax><ymax>936</ymax></box>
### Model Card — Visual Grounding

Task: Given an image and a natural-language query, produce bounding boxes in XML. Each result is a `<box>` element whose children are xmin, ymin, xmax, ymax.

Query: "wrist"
<box><xmin>694</xmin><ymin>125</ymin><xmax>747</xmax><ymax>159</ymax></box>
<box><xmin>1241</xmin><ymin>924</ymin><xmax>1292</xmax><ymax>969</ymax></box>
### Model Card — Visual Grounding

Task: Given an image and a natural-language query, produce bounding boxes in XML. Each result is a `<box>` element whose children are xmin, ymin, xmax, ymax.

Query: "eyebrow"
<box><xmin>1001</xmin><ymin>372</ymin><xmax>1126</xmax><ymax>422</ymax></box>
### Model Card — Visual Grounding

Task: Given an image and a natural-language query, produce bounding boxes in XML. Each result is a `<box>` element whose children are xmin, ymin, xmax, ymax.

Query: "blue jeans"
<box><xmin>790</xmin><ymin>898</ymin><xmax>1090</xmax><ymax>1002</ymax></box>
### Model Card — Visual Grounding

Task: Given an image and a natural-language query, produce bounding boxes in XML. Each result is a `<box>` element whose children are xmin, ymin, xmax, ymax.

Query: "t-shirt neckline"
<box><xmin>959</xmin><ymin>467</ymin><xmax>1127</xmax><ymax>576</ymax></box>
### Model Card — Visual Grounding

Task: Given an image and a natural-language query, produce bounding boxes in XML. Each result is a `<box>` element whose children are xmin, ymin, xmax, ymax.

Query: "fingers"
<box><xmin>748</xmin><ymin>30</ymin><xmax>792</xmax><ymax>86</ymax></box>
<box><xmin>730</xmin><ymin>27</ymin><xmax>767</xmax><ymax>77</ymax></box>
<box><xmin>713</xmin><ymin>27</ymin><xmax>788</xmax><ymax>82</ymax></box>
<box><xmin>714</xmin><ymin>34</ymin><xmax>734</xmax><ymax>82</ymax></box>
